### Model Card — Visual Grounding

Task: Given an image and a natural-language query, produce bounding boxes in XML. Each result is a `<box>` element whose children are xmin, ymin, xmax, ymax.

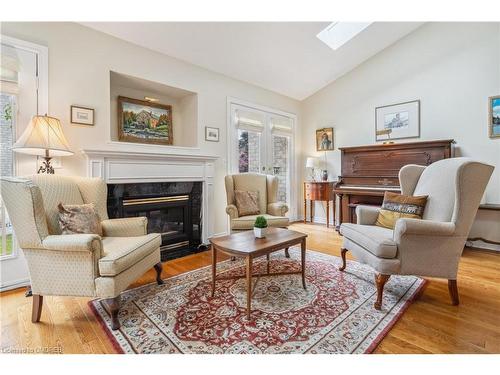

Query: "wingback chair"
<box><xmin>339</xmin><ymin>158</ymin><xmax>494</xmax><ymax>310</ymax></box>
<box><xmin>1</xmin><ymin>175</ymin><xmax>164</xmax><ymax>330</ymax></box>
<box><xmin>225</xmin><ymin>173</ymin><xmax>290</xmax><ymax>255</ymax></box>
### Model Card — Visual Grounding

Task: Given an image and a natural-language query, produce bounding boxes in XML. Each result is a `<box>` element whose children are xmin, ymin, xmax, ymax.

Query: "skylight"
<box><xmin>317</xmin><ymin>22</ymin><xmax>372</xmax><ymax>50</ymax></box>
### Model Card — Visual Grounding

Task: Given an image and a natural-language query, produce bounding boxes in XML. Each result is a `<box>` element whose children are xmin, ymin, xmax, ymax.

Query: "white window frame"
<box><xmin>226</xmin><ymin>97</ymin><xmax>298</xmax><ymax>222</ymax></box>
<box><xmin>0</xmin><ymin>35</ymin><xmax>48</xmax><ymax>261</ymax></box>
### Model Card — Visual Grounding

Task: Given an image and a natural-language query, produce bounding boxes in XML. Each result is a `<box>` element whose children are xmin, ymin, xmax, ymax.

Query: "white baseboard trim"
<box><xmin>466</xmin><ymin>240</ymin><xmax>500</xmax><ymax>252</ymax></box>
<box><xmin>308</xmin><ymin>215</ymin><xmax>336</xmax><ymax>226</ymax></box>
<box><xmin>209</xmin><ymin>231</ymin><xmax>228</xmax><ymax>239</ymax></box>
<box><xmin>0</xmin><ymin>277</ymin><xmax>30</xmax><ymax>292</ymax></box>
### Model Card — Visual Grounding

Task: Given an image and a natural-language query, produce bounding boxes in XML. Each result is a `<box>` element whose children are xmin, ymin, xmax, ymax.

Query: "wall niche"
<box><xmin>110</xmin><ymin>71</ymin><xmax>198</xmax><ymax>148</ymax></box>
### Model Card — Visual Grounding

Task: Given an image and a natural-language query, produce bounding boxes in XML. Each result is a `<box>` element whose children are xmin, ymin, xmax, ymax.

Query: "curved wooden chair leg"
<box><xmin>284</xmin><ymin>247</ymin><xmax>290</xmax><ymax>258</ymax></box>
<box><xmin>374</xmin><ymin>274</ymin><xmax>390</xmax><ymax>310</ymax></box>
<box><xmin>339</xmin><ymin>248</ymin><xmax>348</xmax><ymax>271</ymax></box>
<box><xmin>103</xmin><ymin>296</ymin><xmax>121</xmax><ymax>330</ymax></box>
<box><xmin>448</xmin><ymin>279</ymin><xmax>460</xmax><ymax>305</ymax></box>
<box><xmin>154</xmin><ymin>262</ymin><xmax>164</xmax><ymax>285</ymax></box>
<box><xmin>31</xmin><ymin>295</ymin><xmax>43</xmax><ymax>323</ymax></box>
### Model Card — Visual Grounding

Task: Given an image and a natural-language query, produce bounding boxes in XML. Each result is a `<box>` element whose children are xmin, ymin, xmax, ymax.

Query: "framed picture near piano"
<box><xmin>375</xmin><ymin>100</ymin><xmax>420</xmax><ymax>142</ymax></box>
<box><xmin>489</xmin><ymin>95</ymin><xmax>500</xmax><ymax>138</ymax></box>
<box><xmin>316</xmin><ymin>127</ymin><xmax>334</xmax><ymax>151</ymax></box>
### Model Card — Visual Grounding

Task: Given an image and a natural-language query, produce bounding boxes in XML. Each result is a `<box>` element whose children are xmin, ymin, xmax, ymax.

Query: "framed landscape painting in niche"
<box><xmin>489</xmin><ymin>95</ymin><xmax>500</xmax><ymax>138</ymax></box>
<box><xmin>375</xmin><ymin>100</ymin><xmax>420</xmax><ymax>142</ymax></box>
<box><xmin>118</xmin><ymin>96</ymin><xmax>173</xmax><ymax>145</ymax></box>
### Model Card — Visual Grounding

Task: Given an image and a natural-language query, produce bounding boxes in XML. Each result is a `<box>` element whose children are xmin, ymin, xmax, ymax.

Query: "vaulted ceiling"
<box><xmin>82</xmin><ymin>22</ymin><xmax>423</xmax><ymax>100</ymax></box>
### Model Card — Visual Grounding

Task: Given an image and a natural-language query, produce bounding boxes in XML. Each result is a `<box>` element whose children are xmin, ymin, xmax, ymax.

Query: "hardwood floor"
<box><xmin>1</xmin><ymin>222</ymin><xmax>500</xmax><ymax>354</ymax></box>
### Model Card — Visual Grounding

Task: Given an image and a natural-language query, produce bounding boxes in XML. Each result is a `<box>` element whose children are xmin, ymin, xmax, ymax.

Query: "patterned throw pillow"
<box><xmin>58</xmin><ymin>203</ymin><xmax>103</xmax><ymax>235</ymax></box>
<box><xmin>234</xmin><ymin>190</ymin><xmax>260</xmax><ymax>216</ymax></box>
<box><xmin>375</xmin><ymin>191</ymin><xmax>428</xmax><ymax>229</ymax></box>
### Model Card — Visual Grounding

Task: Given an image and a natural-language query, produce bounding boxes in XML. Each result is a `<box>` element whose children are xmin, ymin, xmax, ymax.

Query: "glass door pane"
<box><xmin>238</xmin><ymin>129</ymin><xmax>262</xmax><ymax>173</ymax></box>
<box><xmin>1</xmin><ymin>92</ymin><xmax>16</xmax><ymax>257</ymax></box>
<box><xmin>271</xmin><ymin>134</ymin><xmax>290</xmax><ymax>205</ymax></box>
<box><xmin>0</xmin><ymin>203</ymin><xmax>13</xmax><ymax>257</ymax></box>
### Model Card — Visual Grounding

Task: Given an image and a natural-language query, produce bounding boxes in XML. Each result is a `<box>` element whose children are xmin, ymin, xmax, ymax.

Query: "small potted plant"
<box><xmin>253</xmin><ymin>216</ymin><xmax>268</xmax><ymax>238</ymax></box>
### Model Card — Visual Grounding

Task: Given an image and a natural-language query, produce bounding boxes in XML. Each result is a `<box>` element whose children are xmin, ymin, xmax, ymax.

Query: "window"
<box><xmin>317</xmin><ymin>22</ymin><xmax>372</xmax><ymax>50</ymax></box>
<box><xmin>0</xmin><ymin>35</ymin><xmax>47</xmax><ymax>291</ymax></box>
<box><xmin>0</xmin><ymin>44</ymin><xmax>19</xmax><ymax>258</ymax></box>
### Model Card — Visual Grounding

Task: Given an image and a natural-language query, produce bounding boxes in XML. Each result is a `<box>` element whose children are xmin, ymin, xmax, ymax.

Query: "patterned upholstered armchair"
<box><xmin>225</xmin><ymin>173</ymin><xmax>290</xmax><ymax>255</ymax></box>
<box><xmin>1</xmin><ymin>175</ymin><xmax>164</xmax><ymax>330</ymax></box>
<box><xmin>339</xmin><ymin>158</ymin><xmax>494</xmax><ymax>310</ymax></box>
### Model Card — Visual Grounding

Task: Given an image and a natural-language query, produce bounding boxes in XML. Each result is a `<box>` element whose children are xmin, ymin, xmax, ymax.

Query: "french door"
<box><xmin>0</xmin><ymin>35</ymin><xmax>48</xmax><ymax>291</ymax></box>
<box><xmin>228</xmin><ymin>100</ymin><xmax>296</xmax><ymax>218</ymax></box>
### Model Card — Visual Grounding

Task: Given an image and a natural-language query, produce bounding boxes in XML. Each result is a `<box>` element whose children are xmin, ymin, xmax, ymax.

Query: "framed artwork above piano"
<box><xmin>333</xmin><ymin>139</ymin><xmax>455</xmax><ymax>230</ymax></box>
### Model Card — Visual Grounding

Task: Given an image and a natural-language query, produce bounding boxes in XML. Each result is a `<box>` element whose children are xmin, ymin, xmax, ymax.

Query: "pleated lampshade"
<box><xmin>13</xmin><ymin>115</ymin><xmax>73</xmax><ymax>157</ymax></box>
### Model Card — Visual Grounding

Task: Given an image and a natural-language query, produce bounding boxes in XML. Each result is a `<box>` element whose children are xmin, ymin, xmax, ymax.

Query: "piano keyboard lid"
<box><xmin>337</xmin><ymin>185</ymin><xmax>400</xmax><ymax>191</ymax></box>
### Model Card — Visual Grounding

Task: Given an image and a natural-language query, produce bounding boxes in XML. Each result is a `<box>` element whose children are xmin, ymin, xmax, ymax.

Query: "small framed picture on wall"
<box><xmin>316</xmin><ymin>127</ymin><xmax>334</xmax><ymax>151</ymax></box>
<box><xmin>489</xmin><ymin>95</ymin><xmax>500</xmax><ymax>138</ymax></box>
<box><xmin>71</xmin><ymin>105</ymin><xmax>94</xmax><ymax>126</ymax></box>
<box><xmin>205</xmin><ymin>126</ymin><xmax>220</xmax><ymax>142</ymax></box>
<box><xmin>375</xmin><ymin>100</ymin><xmax>420</xmax><ymax>142</ymax></box>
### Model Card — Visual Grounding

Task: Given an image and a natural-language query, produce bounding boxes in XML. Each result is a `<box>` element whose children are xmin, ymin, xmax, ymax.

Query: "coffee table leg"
<box><xmin>246</xmin><ymin>256</ymin><xmax>252</xmax><ymax>319</ymax></box>
<box><xmin>211</xmin><ymin>245</ymin><xmax>217</xmax><ymax>297</ymax></box>
<box><xmin>301</xmin><ymin>239</ymin><xmax>307</xmax><ymax>290</ymax></box>
<box><xmin>266</xmin><ymin>253</ymin><xmax>270</xmax><ymax>274</ymax></box>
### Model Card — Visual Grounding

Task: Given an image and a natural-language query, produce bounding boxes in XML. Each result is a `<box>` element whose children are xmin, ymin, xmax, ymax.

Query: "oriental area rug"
<box><xmin>89</xmin><ymin>248</ymin><xmax>425</xmax><ymax>354</ymax></box>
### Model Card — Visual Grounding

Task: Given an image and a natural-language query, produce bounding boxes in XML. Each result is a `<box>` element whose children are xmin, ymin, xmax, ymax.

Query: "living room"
<box><xmin>1</xmin><ymin>0</ymin><xmax>500</xmax><ymax>370</ymax></box>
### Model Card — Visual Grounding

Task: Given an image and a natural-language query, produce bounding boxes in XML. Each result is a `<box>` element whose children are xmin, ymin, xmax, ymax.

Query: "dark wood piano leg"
<box><xmin>337</xmin><ymin>193</ymin><xmax>343</xmax><ymax>233</ymax></box>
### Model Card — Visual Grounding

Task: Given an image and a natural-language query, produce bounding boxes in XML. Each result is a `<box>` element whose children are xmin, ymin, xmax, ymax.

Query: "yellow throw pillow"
<box><xmin>375</xmin><ymin>191</ymin><xmax>428</xmax><ymax>229</ymax></box>
<box><xmin>234</xmin><ymin>190</ymin><xmax>260</xmax><ymax>216</ymax></box>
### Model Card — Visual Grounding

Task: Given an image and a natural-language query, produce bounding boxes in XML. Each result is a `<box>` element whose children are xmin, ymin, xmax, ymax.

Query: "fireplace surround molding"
<box><xmin>82</xmin><ymin>148</ymin><xmax>218</xmax><ymax>242</ymax></box>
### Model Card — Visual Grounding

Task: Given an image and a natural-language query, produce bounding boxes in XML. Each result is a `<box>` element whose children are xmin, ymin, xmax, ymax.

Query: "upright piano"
<box><xmin>333</xmin><ymin>139</ymin><xmax>454</xmax><ymax>229</ymax></box>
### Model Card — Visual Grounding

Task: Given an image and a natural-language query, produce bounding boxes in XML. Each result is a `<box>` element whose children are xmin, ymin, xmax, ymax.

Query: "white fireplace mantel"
<box><xmin>82</xmin><ymin>148</ymin><xmax>218</xmax><ymax>242</ymax></box>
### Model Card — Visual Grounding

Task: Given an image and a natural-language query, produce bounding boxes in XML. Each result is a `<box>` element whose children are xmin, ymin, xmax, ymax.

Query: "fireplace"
<box><xmin>107</xmin><ymin>182</ymin><xmax>203</xmax><ymax>261</ymax></box>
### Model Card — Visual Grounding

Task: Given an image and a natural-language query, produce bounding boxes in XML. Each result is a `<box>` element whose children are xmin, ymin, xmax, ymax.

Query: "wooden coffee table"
<box><xmin>209</xmin><ymin>227</ymin><xmax>307</xmax><ymax>319</ymax></box>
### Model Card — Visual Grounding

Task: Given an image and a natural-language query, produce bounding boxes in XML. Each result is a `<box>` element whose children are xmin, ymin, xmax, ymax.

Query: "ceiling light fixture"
<box><xmin>317</xmin><ymin>22</ymin><xmax>372</xmax><ymax>50</ymax></box>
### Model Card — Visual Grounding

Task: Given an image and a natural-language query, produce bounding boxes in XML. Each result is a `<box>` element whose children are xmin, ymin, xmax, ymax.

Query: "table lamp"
<box><xmin>376</xmin><ymin>128</ymin><xmax>394</xmax><ymax>144</ymax></box>
<box><xmin>12</xmin><ymin>115</ymin><xmax>73</xmax><ymax>174</ymax></box>
<box><xmin>306</xmin><ymin>157</ymin><xmax>318</xmax><ymax>181</ymax></box>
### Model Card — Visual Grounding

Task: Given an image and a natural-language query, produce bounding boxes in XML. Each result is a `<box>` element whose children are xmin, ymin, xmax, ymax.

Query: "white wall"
<box><xmin>178</xmin><ymin>93</ymin><xmax>198</xmax><ymax>147</ymax></box>
<box><xmin>2</xmin><ymin>22</ymin><xmax>301</xmax><ymax>236</ymax></box>
<box><xmin>301</xmin><ymin>22</ymin><xmax>500</xmax><ymax>241</ymax></box>
<box><xmin>3</xmin><ymin>22</ymin><xmax>498</xmax><ymax>242</ymax></box>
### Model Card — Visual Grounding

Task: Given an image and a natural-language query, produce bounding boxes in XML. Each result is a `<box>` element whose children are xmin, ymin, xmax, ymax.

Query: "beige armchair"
<box><xmin>1</xmin><ymin>175</ymin><xmax>164</xmax><ymax>330</ymax></box>
<box><xmin>225</xmin><ymin>173</ymin><xmax>290</xmax><ymax>254</ymax></box>
<box><xmin>339</xmin><ymin>158</ymin><xmax>494</xmax><ymax>310</ymax></box>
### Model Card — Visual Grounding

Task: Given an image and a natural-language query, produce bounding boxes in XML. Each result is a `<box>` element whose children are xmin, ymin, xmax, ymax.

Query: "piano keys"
<box><xmin>333</xmin><ymin>139</ymin><xmax>454</xmax><ymax>229</ymax></box>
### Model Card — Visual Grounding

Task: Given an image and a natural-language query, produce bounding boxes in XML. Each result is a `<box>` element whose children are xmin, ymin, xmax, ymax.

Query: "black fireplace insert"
<box><xmin>107</xmin><ymin>182</ymin><xmax>203</xmax><ymax>261</ymax></box>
